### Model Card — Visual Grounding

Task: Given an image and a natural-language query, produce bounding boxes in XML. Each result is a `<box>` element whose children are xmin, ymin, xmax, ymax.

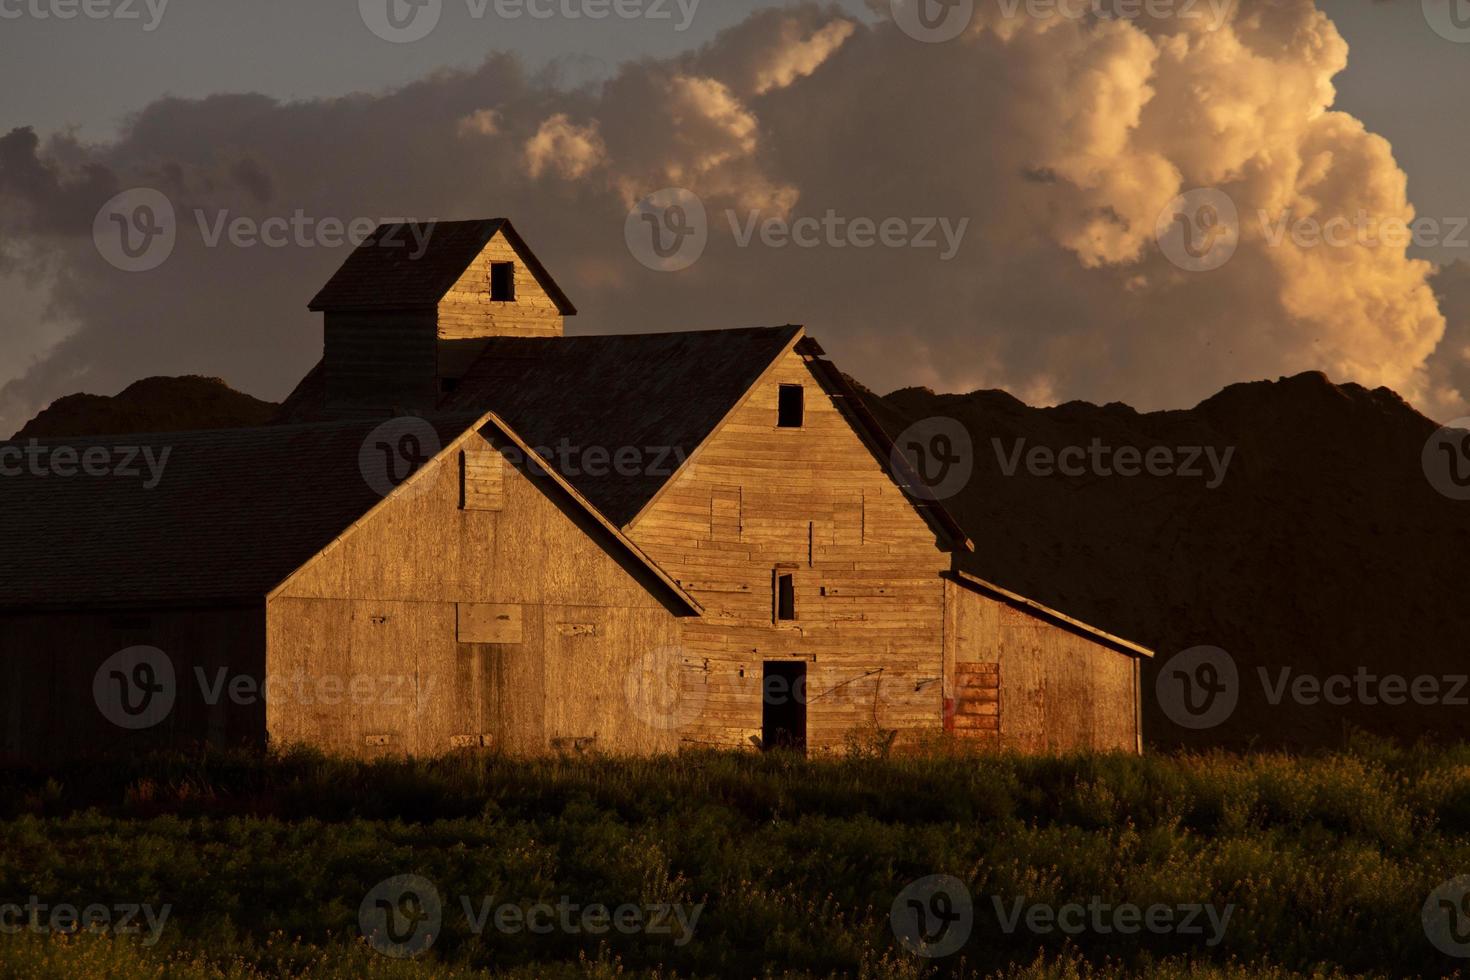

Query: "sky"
<box><xmin>1</xmin><ymin>0</ymin><xmax>1469</xmax><ymax>434</ymax></box>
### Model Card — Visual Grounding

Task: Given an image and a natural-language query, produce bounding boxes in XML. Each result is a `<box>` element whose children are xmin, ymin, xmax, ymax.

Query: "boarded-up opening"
<box><xmin>952</xmin><ymin>662</ymin><xmax>1000</xmax><ymax>743</ymax></box>
<box><xmin>460</xmin><ymin>450</ymin><xmax>504</xmax><ymax>511</ymax></box>
<box><xmin>777</xmin><ymin>384</ymin><xmax>804</xmax><ymax>428</ymax></box>
<box><xmin>762</xmin><ymin>661</ymin><xmax>807</xmax><ymax>752</ymax></box>
<box><xmin>490</xmin><ymin>262</ymin><xmax>516</xmax><ymax>302</ymax></box>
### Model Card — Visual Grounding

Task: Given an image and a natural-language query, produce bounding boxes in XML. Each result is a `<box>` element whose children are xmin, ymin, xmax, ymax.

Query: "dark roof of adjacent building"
<box><xmin>277</xmin><ymin>325</ymin><xmax>807</xmax><ymax>525</ymax></box>
<box><xmin>0</xmin><ymin>417</ymin><xmax>474</xmax><ymax>608</ymax></box>
<box><xmin>0</xmin><ymin>414</ymin><xmax>698</xmax><ymax>611</ymax></box>
<box><xmin>307</xmin><ymin>219</ymin><xmax>576</xmax><ymax>315</ymax></box>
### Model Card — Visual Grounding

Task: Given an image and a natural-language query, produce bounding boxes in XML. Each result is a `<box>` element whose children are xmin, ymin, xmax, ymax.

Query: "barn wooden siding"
<box><xmin>944</xmin><ymin>578</ymin><xmax>1142</xmax><ymax>753</ymax></box>
<box><xmin>0</xmin><ymin>608</ymin><xmax>265</xmax><ymax>764</ymax></box>
<box><xmin>266</xmin><ymin>427</ymin><xmax>688</xmax><ymax>759</ymax></box>
<box><xmin>438</xmin><ymin>234</ymin><xmax>565</xmax><ymax>340</ymax></box>
<box><xmin>630</xmin><ymin>348</ymin><xmax>953</xmax><ymax>753</ymax></box>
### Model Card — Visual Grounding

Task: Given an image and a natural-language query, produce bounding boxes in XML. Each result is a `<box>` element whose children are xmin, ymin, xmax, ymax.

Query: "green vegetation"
<box><xmin>1</xmin><ymin>737</ymin><xmax>1467</xmax><ymax>978</ymax></box>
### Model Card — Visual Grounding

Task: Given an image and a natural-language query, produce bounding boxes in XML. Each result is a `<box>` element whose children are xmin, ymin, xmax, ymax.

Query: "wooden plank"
<box><xmin>457</xmin><ymin>603</ymin><xmax>523</xmax><ymax>644</ymax></box>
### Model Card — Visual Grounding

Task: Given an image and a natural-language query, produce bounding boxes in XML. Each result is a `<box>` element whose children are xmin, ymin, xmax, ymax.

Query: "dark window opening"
<box><xmin>778</xmin><ymin>384</ymin><xmax>805</xmax><ymax>428</ymax></box>
<box><xmin>776</xmin><ymin>572</ymin><xmax>795</xmax><ymax>621</ymax></box>
<box><xmin>490</xmin><ymin>262</ymin><xmax>516</xmax><ymax>302</ymax></box>
<box><xmin>762</xmin><ymin>661</ymin><xmax>807</xmax><ymax>752</ymax></box>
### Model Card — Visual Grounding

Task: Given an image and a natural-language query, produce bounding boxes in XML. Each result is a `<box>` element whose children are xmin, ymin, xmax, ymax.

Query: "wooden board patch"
<box><xmin>460</xmin><ymin>450</ymin><xmax>505</xmax><ymax>511</ymax></box>
<box><xmin>951</xmin><ymin>662</ymin><xmax>1001</xmax><ymax>740</ymax></box>
<box><xmin>457</xmin><ymin>603</ymin><xmax>523</xmax><ymax>644</ymax></box>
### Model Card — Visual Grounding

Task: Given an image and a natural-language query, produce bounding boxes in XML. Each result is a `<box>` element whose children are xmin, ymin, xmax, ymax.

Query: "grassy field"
<box><xmin>0</xmin><ymin>738</ymin><xmax>1468</xmax><ymax>978</ymax></box>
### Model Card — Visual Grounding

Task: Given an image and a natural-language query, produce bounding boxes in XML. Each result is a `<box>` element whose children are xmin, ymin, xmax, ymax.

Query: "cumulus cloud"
<box><xmin>0</xmin><ymin>0</ymin><xmax>1460</xmax><ymax>434</ymax></box>
<box><xmin>523</xmin><ymin>113</ymin><xmax>607</xmax><ymax>180</ymax></box>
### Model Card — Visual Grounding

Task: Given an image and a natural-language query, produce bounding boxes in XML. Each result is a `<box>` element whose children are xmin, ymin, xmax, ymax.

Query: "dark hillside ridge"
<box><xmin>862</xmin><ymin>370</ymin><xmax>1470</xmax><ymax>749</ymax></box>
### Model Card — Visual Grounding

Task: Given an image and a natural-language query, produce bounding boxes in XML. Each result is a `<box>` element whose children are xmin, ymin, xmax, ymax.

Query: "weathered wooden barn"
<box><xmin>0</xmin><ymin>218</ymin><xmax>1151</xmax><ymax>761</ymax></box>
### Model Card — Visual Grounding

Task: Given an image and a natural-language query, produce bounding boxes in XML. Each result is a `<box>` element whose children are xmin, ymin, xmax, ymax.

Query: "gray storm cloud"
<box><xmin>0</xmin><ymin>0</ymin><xmax>1459</xmax><ymax>434</ymax></box>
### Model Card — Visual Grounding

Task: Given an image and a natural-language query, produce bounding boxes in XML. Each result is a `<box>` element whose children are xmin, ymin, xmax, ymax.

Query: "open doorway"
<box><xmin>762</xmin><ymin>661</ymin><xmax>807</xmax><ymax>752</ymax></box>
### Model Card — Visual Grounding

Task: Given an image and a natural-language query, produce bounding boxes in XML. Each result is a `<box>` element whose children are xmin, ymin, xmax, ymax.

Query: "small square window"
<box><xmin>490</xmin><ymin>262</ymin><xmax>516</xmax><ymax>302</ymax></box>
<box><xmin>778</xmin><ymin>385</ymin><xmax>804</xmax><ymax>428</ymax></box>
<box><xmin>776</xmin><ymin>573</ymin><xmax>795</xmax><ymax>621</ymax></box>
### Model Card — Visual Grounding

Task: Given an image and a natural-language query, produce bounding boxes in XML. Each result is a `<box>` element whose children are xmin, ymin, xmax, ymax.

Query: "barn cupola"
<box><xmin>307</xmin><ymin>219</ymin><xmax>577</xmax><ymax>410</ymax></box>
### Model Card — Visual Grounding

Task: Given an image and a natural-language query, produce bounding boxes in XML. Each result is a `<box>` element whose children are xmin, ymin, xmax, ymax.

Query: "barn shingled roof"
<box><xmin>307</xmin><ymin>219</ymin><xmax>577</xmax><ymax>315</ymax></box>
<box><xmin>275</xmin><ymin>325</ymin><xmax>806</xmax><ymax>525</ymax></box>
<box><xmin>0</xmin><ymin>414</ymin><xmax>697</xmax><ymax>610</ymax></box>
<box><xmin>0</xmin><ymin>417</ymin><xmax>476</xmax><ymax>608</ymax></box>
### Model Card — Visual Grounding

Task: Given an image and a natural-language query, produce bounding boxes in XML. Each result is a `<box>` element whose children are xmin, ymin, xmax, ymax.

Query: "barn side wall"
<box><xmin>0</xmin><ymin>607</ymin><xmax>266</xmax><ymax>764</ymax></box>
<box><xmin>629</xmin><ymin>350</ymin><xmax>953</xmax><ymax>754</ymax></box>
<box><xmin>946</xmin><ymin>580</ymin><xmax>1142</xmax><ymax>754</ymax></box>
<box><xmin>266</xmin><ymin>428</ymin><xmax>686</xmax><ymax>759</ymax></box>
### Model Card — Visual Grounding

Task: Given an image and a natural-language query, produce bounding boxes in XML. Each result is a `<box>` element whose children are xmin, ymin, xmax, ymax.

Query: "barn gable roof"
<box><xmin>275</xmin><ymin>323</ymin><xmax>973</xmax><ymax>551</ymax></box>
<box><xmin>307</xmin><ymin>219</ymin><xmax>576</xmax><ymax>314</ymax></box>
<box><xmin>0</xmin><ymin>414</ymin><xmax>696</xmax><ymax>611</ymax></box>
<box><xmin>437</xmin><ymin>325</ymin><xmax>808</xmax><ymax>525</ymax></box>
